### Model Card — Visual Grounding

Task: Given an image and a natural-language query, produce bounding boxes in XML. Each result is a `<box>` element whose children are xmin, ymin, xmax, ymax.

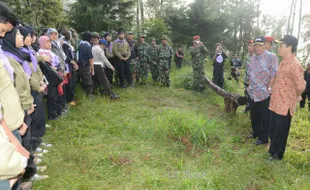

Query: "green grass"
<box><xmin>33</xmin><ymin>63</ymin><xmax>310</xmax><ymax>190</ymax></box>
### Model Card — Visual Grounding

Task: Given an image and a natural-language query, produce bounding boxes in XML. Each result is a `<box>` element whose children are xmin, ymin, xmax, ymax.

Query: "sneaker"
<box><xmin>34</xmin><ymin>158</ymin><xmax>43</xmax><ymax>164</ymax></box>
<box><xmin>21</xmin><ymin>182</ymin><xmax>32</xmax><ymax>190</ymax></box>
<box><xmin>34</xmin><ymin>153</ymin><xmax>43</xmax><ymax>158</ymax></box>
<box><xmin>110</xmin><ymin>94</ymin><xmax>120</xmax><ymax>100</ymax></box>
<box><xmin>253</xmin><ymin>139</ymin><xmax>268</xmax><ymax>145</ymax></box>
<box><xmin>35</xmin><ymin>147</ymin><xmax>48</xmax><ymax>153</ymax></box>
<box><xmin>45</xmin><ymin>124</ymin><xmax>51</xmax><ymax>128</ymax></box>
<box><xmin>30</xmin><ymin>174</ymin><xmax>49</xmax><ymax>181</ymax></box>
<box><xmin>37</xmin><ymin>166</ymin><xmax>48</xmax><ymax>173</ymax></box>
<box><xmin>246</xmin><ymin>133</ymin><xmax>257</xmax><ymax>139</ymax></box>
<box><xmin>69</xmin><ymin>101</ymin><xmax>77</xmax><ymax>106</ymax></box>
<box><xmin>41</xmin><ymin>143</ymin><xmax>53</xmax><ymax>148</ymax></box>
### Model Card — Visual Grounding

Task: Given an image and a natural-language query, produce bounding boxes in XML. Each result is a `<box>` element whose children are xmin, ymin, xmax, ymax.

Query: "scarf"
<box><xmin>114</xmin><ymin>38</ymin><xmax>125</xmax><ymax>45</ymax></box>
<box><xmin>21</xmin><ymin>47</ymin><xmax>38</xmax><ymax>72</ymax></box>
<box><xmin>2</xmin><ymin>27</ymin><xmax>33</xmax><ymax>79</ymax></box>
<box><xmin>0</xmin><ymin>47</ymin><xmax>15</xmax><ymax>82</ymax></box>
<box><xmin>37</xmin><ymin>48</ymin><xmax>60</xmax><ymax>68</ymax></box>
<box><xmin>107</xmin><ymin>41</ymin><xmax>113</xmax><ymax>54</ymax></box>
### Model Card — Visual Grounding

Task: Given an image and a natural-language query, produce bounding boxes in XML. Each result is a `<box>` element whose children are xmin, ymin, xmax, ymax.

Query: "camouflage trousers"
<box><xmin>159</xmin><ymin>59</ymin><xmax>170</xmax><ymax>87</ymax></box>
<box><xmin>193</xmin><ymin>67</ymin><xmax>206</xmax><ymax>91</ymax></box>
<box><xmin>136</xmin><ymin>60</ymin><xmax>149</xmax><ymax>83</ymax></box>
<box><xmin>150</xmin><ymin>61</ymin><xmax>159</xmax><ymax>82</ymax></box>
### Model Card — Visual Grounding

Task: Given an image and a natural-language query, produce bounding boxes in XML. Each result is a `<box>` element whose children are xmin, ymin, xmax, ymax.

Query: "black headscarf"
<box><xmin>17</xmin><ymin>26</ymin><xmax>31</xmax><ymax>39</ymax></box>
<box><xmin>2</xmin><ymin>27</ymin><xmax>30</xmax><ymax>62</ymax></box>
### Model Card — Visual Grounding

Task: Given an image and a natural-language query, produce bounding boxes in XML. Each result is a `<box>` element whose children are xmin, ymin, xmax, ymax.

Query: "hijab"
<box><xmin>18</xmin><ymin>26</ymin><xmax>38</xmax><ymax>72</ymax></box>
<box><xmin>2</xmin><ymin>27</ymin><xmax>32</xmax><ymax>78</ymax></box>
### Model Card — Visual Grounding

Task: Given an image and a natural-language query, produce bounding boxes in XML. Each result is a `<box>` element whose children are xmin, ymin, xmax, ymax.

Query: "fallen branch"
<box><xmin>204</xmin><ymin>76</ymin><xmax>247</xmax><ymax>115</ymax></box>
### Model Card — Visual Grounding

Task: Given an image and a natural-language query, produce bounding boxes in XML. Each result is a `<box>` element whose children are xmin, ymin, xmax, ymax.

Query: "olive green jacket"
<box><xmin>8</xmin><ymin>57</ymin><xmax>33</xmax><ymax>111</ymax></box>
<box><xmin>0</xmin><ymin>126</ymin><xmax>24</xmax><ymax>180</ymax></box>
<box><xmin>0</xmin><ymin>59</ymin><xmax>24</xmax><ymax>131</ymax></box>
<box><xmin>113</xmin><ymin>40</ymin><xmax>131</xmax><ymax>60</ymax></box>
<box><xmin>29</xmin><ymin>62</ymin><xmax>44</xmax><ymax>92</ymax></box>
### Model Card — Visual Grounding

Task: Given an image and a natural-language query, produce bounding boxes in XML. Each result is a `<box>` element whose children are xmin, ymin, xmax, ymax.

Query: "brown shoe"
<box><xmin>21</xmin><ymin>182</ymin><xmax>32</xmax><ymax>190</ymax></box>
<box><xmin>69</xmin><ymin>101</ymin><xmax>77</xmax><ymax>106</ymax></box>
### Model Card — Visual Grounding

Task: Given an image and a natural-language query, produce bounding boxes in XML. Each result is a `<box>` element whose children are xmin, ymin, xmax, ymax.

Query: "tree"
<box><xmin>2</xmin><ymin>0</ymin><xmax>64</xmax><ymax>30</ymax></box>
<box><xmin>145</xmin><ymin>0</ymin><xmax>181</xmax><ymax>18</ymax></box>
<box><xmin>69</xmin><ymin>0</ymin><xmax>135</xmax><ymax>33</ymax></box>
<box><xmin>302</xmin><ymin>14</ymin><xmax>310</xmax><ymax>64</ymax></box>
<box><xmin>141</xmin><ymin>18</ymin><xmax>171</xmax><ymax>42</ymax></box>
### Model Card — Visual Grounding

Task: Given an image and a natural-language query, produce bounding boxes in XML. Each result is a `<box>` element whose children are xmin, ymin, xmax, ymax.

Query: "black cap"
<box><xmin>275</xmin><ymin>35</ymin><xmax>298</xmax><ymax>48</ymax></box>
<box><xmin>117</xmin><ymin>30</ymin><xmax>124</xmax><ymax>35</ymax></box>
<box><xmin>253</xmin><ymin>36</ymin><xmax>265</xmax><ymax>45</ymax></box>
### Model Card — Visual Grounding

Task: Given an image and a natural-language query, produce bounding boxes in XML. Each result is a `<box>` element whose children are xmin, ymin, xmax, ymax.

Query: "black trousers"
<box><xmin>47</xmin><ymin>85</ymin><xmax>58</xmax><ymax>120</ymax></box>
<box><xmin>176</xmin><ymin>59</ymin><xmax>183</xmax><ymax>69</ymax></box>
<box><xmin>93</xmin><ymin>65</ymin><xmax>113</xmax><ymax>95</ymax></box>
<box><xmin>30</xmin><ymin>91</ymin><xmax>46</xmax><ymax>150</ymax></box>
<box><xmin>116</xmin><ymin>58</ymin><xmax>132</xmax><ymax>87</ymax></box>
<box><xmin>300</xmin><ymin>90</ymin><xmax>310</xmax><ymax>110</ymax></box>
<box><xmin>22</xmin><ymin>112</ymin><xmax>32</xmax><ymax>151</ymax></box>
<box><xmin>212</xmin><ymin>68</ymin><xmax>224</xmax><ymax>89</ymax></box>
<box><xmin>105</xmin><ymin>58</ymin><xmax>115</xmax><ymax>84</ymax></box>
<box><xmin>268</xmin><ymin>111</ymin><xmax>292</xmax><ymax>160</ymax></box>
<box><xmin>244</xmin><ymin>87</ymin><xmax>250</xmax><ymax>111</ymax></box>
<box><xmin>66</xmin><ymin>67</ymin><xmax>76</xmax><ymax>103</ymax></box>
<box><xmin>79</xmin><ymin>65</ymin><xmax>93</xmax><ymax>95</ymax></box>
<box><xmin>249</xmin><ymin>97</ymin><xmax>270</xmax><ymax>143</ymax></box>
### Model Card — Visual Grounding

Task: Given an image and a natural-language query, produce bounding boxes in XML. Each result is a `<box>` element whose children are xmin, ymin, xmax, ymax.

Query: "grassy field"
<box><xmin>34</xmin><ymin>63</ymin><xmax>310</xmax><ymax>190</ymax></box>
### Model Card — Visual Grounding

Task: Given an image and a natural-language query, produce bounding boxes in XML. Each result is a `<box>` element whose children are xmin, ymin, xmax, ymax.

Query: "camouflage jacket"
<box><xmin>158</xmin><ymin>44</ymin><xmax>173</xmax><ymax>61</ymax></box>
<box><xmin>189</xmin><ymin>44</ymin><xmax>208</xmax><ymax>69</ymax></box>
<box><xmin>137</xmin><ymin>42</ymin><xmax>150</xmax><ymax>62</ymax></box>
<box><xmin>148</xmin><ymin>44</ymin><xmax>159</xmax><ymax>62</ymax></box>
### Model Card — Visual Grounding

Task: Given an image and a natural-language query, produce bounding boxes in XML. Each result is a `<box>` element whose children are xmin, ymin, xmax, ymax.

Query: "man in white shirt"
<box><xmin>92</xmin><ymin>37</ymin><xmax>119</xmax><ymax>100</ymax></box>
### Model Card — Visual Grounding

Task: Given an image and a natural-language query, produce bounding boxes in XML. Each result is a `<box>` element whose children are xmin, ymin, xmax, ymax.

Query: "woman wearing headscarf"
<box><xmin>61</xmin><ymin>29</ymin><xmax>79</xmax><ymax>106</ymax></box>
<box><xmin>2</xmin><ymin>26</ymin><xmax>39</xmax><ymax>187</ymax></box>
<box><xmin>2</xmin><ymin>27</ymin><xmax>35</xmax><ymax>130</ymax></box>
<box><xmin>18</xmin><ymin>26</ymin><xmax>50</xmax><ymax>152</ymax></box>
<box><xmin>37</xmin><ymin>35</ymin><xmax>63</xmax><ymax>121</ymax></box>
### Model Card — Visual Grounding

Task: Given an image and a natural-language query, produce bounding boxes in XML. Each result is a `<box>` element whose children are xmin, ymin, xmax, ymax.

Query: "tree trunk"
<box><xmin>297</xmin><ymin>0</ymin><xmax>302</xmax><ymax>40</ymax></box>
<box><xmin>287</xmin><ymin>0</ymin><xmax>295</xmax><ymax>34</ymax></box>
<box><xmin>140</xmin><ymin>0</ymin><xmax>144</xmax><ymax>25</ymax></box>
<box><xmin>291</xmin><ymin>0</ymin><xmax>297</xmax><ymax>34</ymax></box>
<box><xmin>204</xmin><ymin>76</ymin><xmax>247</xmax><ymax>115</ymax></box>
<box><xmin>136</xmin><ymin>0</ymin><xmax>140</xmax><ymax>30</ymax></box>
<box><xmin>256</xmin><ymin>0</ymin><xmax>260</xmax><ymax>29</ymax></box>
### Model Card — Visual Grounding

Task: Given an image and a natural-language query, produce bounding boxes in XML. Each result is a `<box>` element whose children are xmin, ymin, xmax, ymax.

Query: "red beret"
<box><xmin>193</xmin><ymin>35</ymin><xmax>200</xmax><ymax>41</ymax></box>
<box><xmin>265</xmin><ymin>36</ymin><xmax>274</xmax><ymax>43</ymax></box>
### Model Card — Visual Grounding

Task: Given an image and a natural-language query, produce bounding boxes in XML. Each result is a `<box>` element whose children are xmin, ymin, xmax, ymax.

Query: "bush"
<box><xmin>155</xmin><ymin>110</ymin><xmax>221</xmax><ymax>147</ymax></box>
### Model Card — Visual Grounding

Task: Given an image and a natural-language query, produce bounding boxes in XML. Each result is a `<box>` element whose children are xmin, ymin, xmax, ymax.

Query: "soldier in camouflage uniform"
<box><xmin>189</xmin><ymin>36</ymin><xmax>208</xmax><ymax>92</ymax></box>
<box><xmin>136</xmin><ymin>35</ymin><xmax>150</xmax><ymax>83</ymax></box>
<box><xmin>158</xmin><ymin>36</ymin><xmax>173</xmax><ymax>87</ymax></box>
<box><xmin>148</xmin><ymin>38</ymin><xmax>159</xmax><ymax>82</ymax></box>
<box><xmin>243</xmin><ymin>40</ymin><xmax>254</xmax><ymax>112</ymax></box>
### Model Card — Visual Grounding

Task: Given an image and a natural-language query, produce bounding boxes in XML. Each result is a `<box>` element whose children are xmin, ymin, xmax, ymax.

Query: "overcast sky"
<box><xmin>185</xmin><ymin>0</ymin><xmax>310</xmax><ymax>36</ymax></box>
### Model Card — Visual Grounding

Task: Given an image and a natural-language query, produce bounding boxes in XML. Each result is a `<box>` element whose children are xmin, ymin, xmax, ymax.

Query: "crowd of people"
<box><xmin>0</xmin><ymin>2</ymin><xmax>179</xmax><ymax>189</ymax></box>
<box><xmin>0</xmin><ymin>2</ymin><xmax>309</xmax><ymax>190</ymax></box>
